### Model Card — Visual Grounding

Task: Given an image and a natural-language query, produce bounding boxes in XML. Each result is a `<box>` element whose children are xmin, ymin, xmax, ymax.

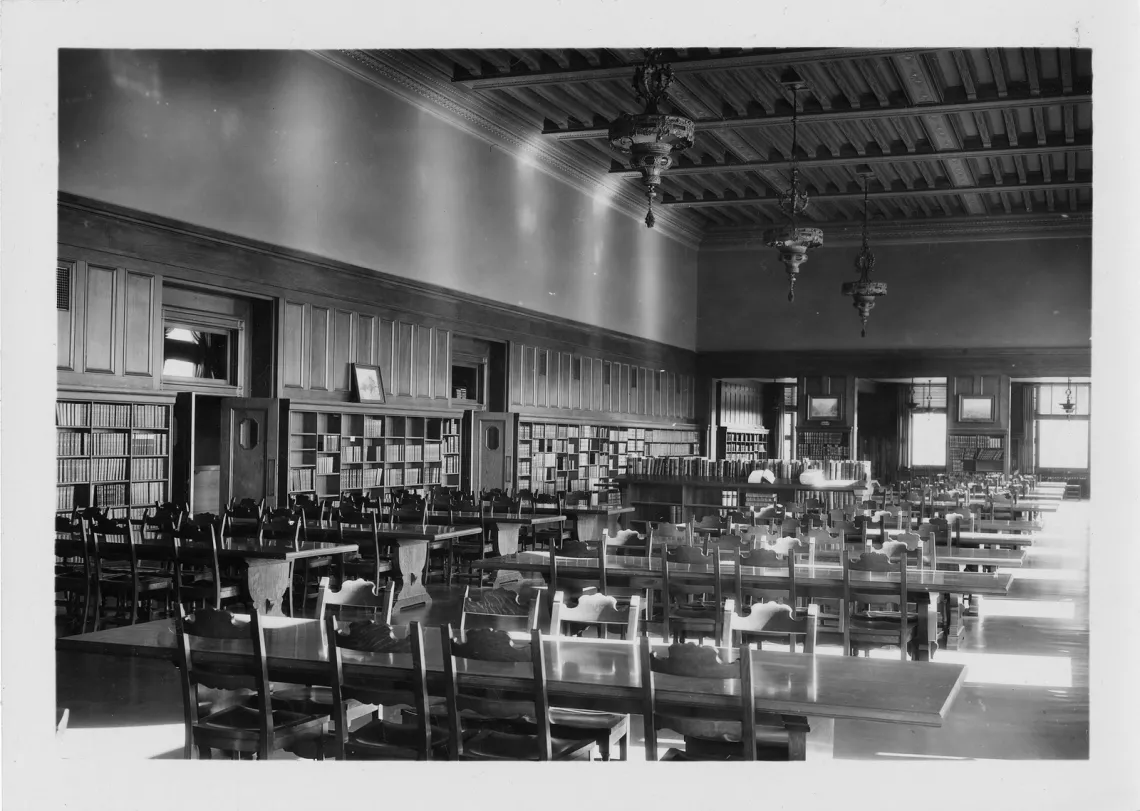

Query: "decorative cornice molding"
<box><xmin>700</xmin><ymin>212</ymin><xmax>1093</xmax><ymax>250</ymax></box>
<box><xmin>309</xmin><ymin>49</ymin><xmax>704</xmax><ymax>249</ymax></box>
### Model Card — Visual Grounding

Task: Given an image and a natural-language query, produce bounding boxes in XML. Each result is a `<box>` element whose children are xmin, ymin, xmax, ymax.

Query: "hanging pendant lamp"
<box><xmin>763</xmin><ymin>73</ymin><xmax>822</xmax><ymax>302</ymax></box>
<box><xmin>1060</xmin><ymin>378</ymin><xmax>1076</xmax><ymax>417</ymax></box>
<box><xmin>841</xmin><ymin>168</ymin><xmax>888</xmax><ymax>337</ymax></box>
<box><xmin>607</xmin><ymin>49</ymin><xmax>696</xmax><ymax>228</ymax></box>
<box><xmin>906</xmin><ymin>378</ymin><xmax>919</xmax><ymax>410</ymax></box>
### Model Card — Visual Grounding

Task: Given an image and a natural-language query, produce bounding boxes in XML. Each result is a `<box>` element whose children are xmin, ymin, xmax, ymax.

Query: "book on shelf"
<box><xmin>58</xmin><ymin>431</ymin><xmax>88</xmax><ymax>457</ymax></box>
<box><xmin>134</xmin><ymin>404</ymin><xmax>168</xmax><ymax>428</ymax></box>
<box><xmin>289</xmin><ymin>468</ymin><xmax>315</xmax><ymax>492</ymax></box>
<box><xmin>56</xmin><ymin>402</ymin><xmax>91</xmax><ymax>426</ymax></box>
<box><xmin>129</xmin><ymin>481</ymin><xmax>166</xmax><ymax>504</ymax></box>
<box><xmin>130</xmin><ymin>457</ymin><xmax>167</xmax><ymax>481</ymax></box>
<box><xmin>131</xmin><ymin>432</ymin><xmax>168</xmax><ymax>456</ymax></box>
<box><xmin>90</xmin><ymin>431</ymin><xmax>129</xmax><ymax>456</ymax></box>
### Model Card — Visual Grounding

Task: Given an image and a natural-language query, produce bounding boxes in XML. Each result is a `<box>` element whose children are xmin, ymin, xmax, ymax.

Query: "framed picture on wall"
<box><xmin>807</xmin><ymin>395</ymin><xmax>842</xmax><ymax>421</ymax></box>
<box><xmin>958</xmin><ymin>394</ymin><xmax>995</xmax><ymax>422</ymax></box>
<box><xmin>351</xmin><ymin>363</ymin><xmax>385</xmax><ymax>403</ymax></box>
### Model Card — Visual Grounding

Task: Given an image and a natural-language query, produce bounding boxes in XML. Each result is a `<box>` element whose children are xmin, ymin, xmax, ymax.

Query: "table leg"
<box><xmin>944</xmin><ymin>592</ymin><xmax>964</xmax><ymax>649</ymax></box>
<box><xmin>575</xmin><ymin>514</ymin><xmax>604</xmax><ymax>542</ymax></box>
<box><xmin>491</xmin><ymin>523</ymin><xmax>523</xmax><ymax>588</ymax></box>
<box><xmin>916</xmin><ymin>592</ymin><xmax>939</xmax><ymax>662</ymax></box>
<box><xmin>392</xmin><ymin>539</ymin><xmax>431</xmax><ymax>612</ymax></box>
<box><xmin>245</xmin><ymin>560</ymin><xmax>292</xmax><ymax>617</ymax></box>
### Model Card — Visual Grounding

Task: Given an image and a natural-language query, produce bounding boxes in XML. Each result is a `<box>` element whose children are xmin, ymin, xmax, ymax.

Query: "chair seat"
<box><xmin>547</xmin><ymin>707</ymin><xmax>628</xmax><ymax>730</ymax></box>
<box><xmin>459</xmin><ymin>728</ymin><xmax>595</xmax><ymax>761</ymax></box>
<box><xmin>99</xmin><ymin>573</ymin><xmax>171</xmax><ymax>592</ymax></box>
<box><xmin>195</xmin><ymin>703</ymin><xmax>326</xmax><ymax>737</ymax></box>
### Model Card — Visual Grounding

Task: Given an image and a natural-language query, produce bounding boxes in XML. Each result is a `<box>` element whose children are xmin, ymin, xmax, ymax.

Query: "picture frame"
<box><xmin>351</xmin><ymin>363</ymin><xmax>385</xmax><ymax>403</ymax></box>
<box><xmin>958</xmin><ymin>394</ymin><xmax>995</xmax><ymax>422</ymax></box>
<box><xmin>806</xmin><ymin>394</ymin><xmax>842</xmax><ymax>421</ymax></box>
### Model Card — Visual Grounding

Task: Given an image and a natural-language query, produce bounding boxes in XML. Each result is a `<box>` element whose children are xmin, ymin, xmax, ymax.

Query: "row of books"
<box><xmin>318</xmin><ymin>435</ymin><xmax>342</xmax><ymax>452</ymax></box>
<box><xmin>363</xmin><ymin>468</ymin><xmax>383</xmax><ymax>488</ymax></box>
<box><xmin>363</xmin><ymin>417</ymin><xmax>385</xmax><ymax>438</ymax></box>
<box><xmin>134</xmin><ymin>405</ymin><xmax>169</xmax><ymax>429</ymax></box>
<box><xmin>57</xmin><ymin>486</ymin><xmax>77</xmax><ymax>511</ymax></box>
<box><xmin>58</xmin><ymin>402</ymin><xmax>168</xmax><ymax>429</ymax></box>
<box><xmin>58</xmin><ymin>431</ymin><xmax>87</xmax><ymax>457</ymax></box>
<box><xmin>644</xmin><ymin>442</ymin><xmax>700</xmax><ymax>456</ymax></box>
<box><xmin>132</xmin><ymin>432</ymin><xmax>168</xmax><ymax>456</ymax></box>
<box><xmin>90</xmin><ymin>432</ymin><xmax>129</xmax><ymax>456</ymax></box>
<box><xmin>93</xmin><ymin>483</ymin><xmax>128</xmax><ymax>507</ymax></box>
<box><xmin>644</xmin><ymin>429</ymin><xmax>699</xmax><ymax>443</ymax></box>
<box><xmin>798</xmin><ymin>430</ymin><xmax>845</xmax><ymax>445</ymax></box>
<box><xmin>289</xmin><ymin>468</ymin><xmax>315</xmax><ymax>492</ymax></box>
<box><xmin>797</xmin><ymin>443</ymin><xmax>850</xmax><ymax>460</ymax></box>
<box><xmin>129</xmin><ymin>481</ymin><xmax>166</xmax><ymax>505</ymax></box>
<box><xmin>316</xmin><ymin>457</ymin><xmax>337</xmax><ymax>474</ymax></box>
<box><xmin>626</xmin><ymin>457</ymin><xmax>871</xmax><ymax>482</ymax></box>
<box><xmin>406</xmin><ymin>445</ymin><xmax>424</xmax><ymax>463</ymax></box>
<box><xmin>444</xmin><ymin>436</ymin><xmax>461</xmax><ymax>454</ymax></box>
<box><xmin>444</xmin><ymin>457</ymin><xmax>460</xmax><ymax>475</ymax></box>
<box><xmin>341</xmin><ymin>446</ymin><xmax>364</xmax><ymax>463</ymax></box>
<box><xmin>131</xmin><ymin>458</ymin><xmax>166</xmax><ymax>481</ymax></box>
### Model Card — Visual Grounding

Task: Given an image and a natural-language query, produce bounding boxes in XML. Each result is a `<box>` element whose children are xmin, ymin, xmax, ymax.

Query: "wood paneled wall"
<box><xmin>509</xmin><ymin>343</ymin><xmax>696</xmax><ymax>424</ymax></box>
<box><xmin>799</xmin><ymin>376</ymin><xmax>857</xmax><ymax>428</ymax></box>
<box><xmin>948</xmin><ymin>375</ymin><xmax>1011</xmax><ymax>431</ymax></box>
<box><xmin>719</xmin><ymin>381</ymin><xmax>764</xmax><ymax>428</ymax></box>
<box><xmin>281</xmin><ymin>299</ymin><xmax>451</xmax><ymax>408</ymax></box>
<box><xmin>56</xmin><ymin>257</ymin><xmax>160</xmax><ymax>392</ymax></box>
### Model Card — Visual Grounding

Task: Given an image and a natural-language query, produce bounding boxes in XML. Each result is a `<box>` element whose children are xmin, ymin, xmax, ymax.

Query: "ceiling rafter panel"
<box><xmin>336</xmin><ymin>48</ymin><xmax>1090</xmax><ymax>244</ymax></box>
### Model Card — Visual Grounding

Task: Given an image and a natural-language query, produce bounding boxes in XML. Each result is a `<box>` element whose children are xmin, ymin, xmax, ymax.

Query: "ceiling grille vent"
<box><xmin>56</xmin><ymin>265</ymin><xmax>71</xmax><ymax>311</ymax></box>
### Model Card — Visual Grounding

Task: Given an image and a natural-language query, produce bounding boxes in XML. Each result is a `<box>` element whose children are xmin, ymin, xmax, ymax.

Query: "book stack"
<box><xmin>131</xmin><ymin>432</ymin><xmax>168</xmax><ymax>456</ymax></box>
<box><xmin>58</xmin><ymin>431</ymin><xmax>88</xmax><ymax>457</ymax></box>
<box><xmin>289</xmin><ymin>469</ymin><xmax>314</xmax><ymax>492</ymax></box>
<box><xmin>131</xmin><ymin>458</ymin><xmax>166</xmax><ymax>481</ymax></box>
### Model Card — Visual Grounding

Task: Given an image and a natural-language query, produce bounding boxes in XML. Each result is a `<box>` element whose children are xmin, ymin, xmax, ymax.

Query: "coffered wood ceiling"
<box><xmin>323</xmin><ymin>48</ymin><xmax>1092</xmax><ymax>247</ymax></box>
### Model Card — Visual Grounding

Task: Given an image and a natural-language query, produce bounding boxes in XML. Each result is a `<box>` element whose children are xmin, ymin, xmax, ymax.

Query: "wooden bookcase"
<box><xmin>515</xmin><ymin>421</ymin><xmax>700</xmax><ymax>496</ymax></box>
<box><xmin>948</xmin><ymin>432</ymin><xmax>1006</xmax><ymax>475</ymax></box>
<box><xmin>716</xmin><ymin>427</ymin><xmax>768</xmax><ymax>463</ymax></box>
<box><xmin>796</xmin><ymin>427</ymin><xmax>852</xmax><ymax>460</ymax></box>
<box><xmin>56</xmin><ymin>398</ymin><xmax>172</xmax><ymax>517</ymax></box>
<box><xmin>286</xmin><ymin>408</ymin><xmax>461</xmax><ymax>500</ymax></box>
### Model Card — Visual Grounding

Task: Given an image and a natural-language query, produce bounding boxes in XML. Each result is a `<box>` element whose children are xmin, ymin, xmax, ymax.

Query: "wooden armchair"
<box><xmin>661</xmin><ymin>545</ymin><xmax>725</xmax><ymax>644</ymax></box>
<box><xmin>842</xmin><ymin>550</ymin><xmax>917</xmax><ymax>660</ymax></box>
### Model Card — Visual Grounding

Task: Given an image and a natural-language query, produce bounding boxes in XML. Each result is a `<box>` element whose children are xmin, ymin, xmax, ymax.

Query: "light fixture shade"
<box><xmin>763</xmin><ymin>225</ymin><xmax>824</xmax><ymax>301</ymax></box>
<box><xmin>607</xmin><ymin>50</ymin><xmax>695</xmax><ymax>228</ymax></box>
<box><xmin>842</xmin><ymin>172</ymin><xmax>888</xmax><ymax>336</ymax></box>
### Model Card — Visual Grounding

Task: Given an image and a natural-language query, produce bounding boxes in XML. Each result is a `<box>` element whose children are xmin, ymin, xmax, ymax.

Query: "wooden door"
<box><xmin>472</xmin><ymin>411</ymin><xmax>515</xmax><ymax>495</ymax></box>
<box><xmin>172</xmin><ymin>392</ymin><xmax>196</xmax><ymax>511</ymax></box>
<box><xmin>219</xmin><ymin>397</ymin><xmax>282</xmax><ymax>510</ymax></box>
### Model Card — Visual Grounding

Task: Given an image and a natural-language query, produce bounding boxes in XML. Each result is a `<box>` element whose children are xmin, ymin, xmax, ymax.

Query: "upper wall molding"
<box><xmin>310</xmin><ymin>50</ymin><xmax>704</xmax><ymax>249</ymax></box>
<box><xmin>57</xmin><ymin>193</ymin><xmax>696</xmax><ymax>368</ymax></box>
<box><xmin>701</xmin><ymin>212</ymin><xmax>1093</xmax><ymax>250</ymax></box>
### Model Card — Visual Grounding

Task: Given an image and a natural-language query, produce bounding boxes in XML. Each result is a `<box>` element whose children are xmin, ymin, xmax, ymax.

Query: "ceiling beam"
<box><xmin>543</xmin><ymin>91</ymin><xmax>1091</xmax><ymax>139</ymax></box>
<box><xmin>660</xmin><ymin>178</ymin><xmax>1090</xmax><ymax>209</ymax></box>
<box><xmin>454</xmin><ymin>48</ymin><xmax>933</xmax><ymax>90</ymax></box>
<box><xmin>611</xmin><ymin>139</ymin><xmax>1092</xmax><ymax>179</ymax></box>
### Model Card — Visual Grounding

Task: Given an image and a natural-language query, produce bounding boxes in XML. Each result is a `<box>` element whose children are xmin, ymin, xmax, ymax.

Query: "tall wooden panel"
<box><xmin>332</xmin><ymin>309</ymin><xmax>353</xmax><ymax>392</ymax></box>
<box><xmin>432</xmin><ymin>328</ymin><xmax>450</xmax><ymax>400</ymax></box>
<box><xmin>395</xmin><ymin>321</ymin><xmax>414</xmax><ymax>396</ymax></box>
<box><xmin>57</xmin><ymin>260</ymin><xmax>76</xmax><ymax>371</ymax></box>
<box><xmin>569</xmin><ymin>355</ymin><xmax>582</xmax><ymax>410</ymax></box>
<box><xmin>282</xmin><ymin>301</ymin><xmax>305</xmax><ymax>387</ymax></box>
<box><xmin>510</xmin><ymin>344</ymin><xmax>523</xmax><ymax>406</ymax></box>
<box><xmin>522</xmin><ymin>346</ymin><xmax>535</xmax><ymax>406</ymax></box>
<box><xmin>536</xmin><ymin>348</ymin><xmax>548</xmax><ymax>408</ymax></box>
<box><xmin>356</xmin><ymin>314</ymin><xmax>375</xmax><ymax>366</ymax></box>
<box><xmin>377</xmin><ymin>318</ymin><xmax>395</xmax><ymax>394</ymax></box>
<box><xmin>123</xmin><ymin>271</ymin><xmax>155</xmax><ymax>377</ymax></box>
<box><xmin>309</xmin><ymin>305</ymin><xmax>329</xmax><ymax>391</ymax></box>
<box><xmin>414</xmin><ymin>324</ymin><xmax>432</xmax><ymax>399</ymax></box>
<box><xmin>82</xmin><ymin>264</ymin><xmax>117</xmax><ymax>374</ymax></box>
<box><xmin>558</xmin><ymin>352</ymin><xmax>571</xmax><ymax>409</ymax></box>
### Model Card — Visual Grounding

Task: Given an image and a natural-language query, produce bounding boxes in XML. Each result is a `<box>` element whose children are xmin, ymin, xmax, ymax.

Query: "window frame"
<box><xmin>1034</xmin><ymin>384</ymin><xmax>1091</xmax><ymax>470</ymax></box>
<box><xmin>160</xmin><ymin>305</ymin><xmax>246</xmax><ymax>395</ymax></box>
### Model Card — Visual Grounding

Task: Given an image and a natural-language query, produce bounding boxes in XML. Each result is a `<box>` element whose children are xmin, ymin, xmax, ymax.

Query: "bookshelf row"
<box><xmin>516</xmin><ymin>421</ymin><xmax>700</xmax><ymax>496</ymax></box>
<box><xmin>715</xmin><ymin>426</ymin><xmax>768</xmax><ymax>463</ymax></box>
<box><xmin>56</xmin><ymin>398</ymin><xmax>172</xmax><ymax>516</ymax></box>
<box><xmin>287</xmin><ymin>410</ymin><xmax>461</xmax><ymax>498</ymax></box>
<box><xmin>796</xmin><ymin>427</ymin><xmax>851</xmax><ymax>460</ymax></box>
<box><xmin>949</xmin><ymin>433</ymin><xmax>1007</xmax><ymax>474</ymax></box>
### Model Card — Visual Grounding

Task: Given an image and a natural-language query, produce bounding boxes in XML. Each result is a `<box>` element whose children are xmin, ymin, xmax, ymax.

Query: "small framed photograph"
<box><xmin>807</xmin><ymin>395</ymin><xmax>841</xmax><ymax>421</ymax></box>
<box><xmin>351</xmin><ymin>363</ymin><xmax>385</xmax><ymax>403</ymax></box>
<box><xmin>958</xmin><ymin>395</ymin><xmax>995</xmax><ymax>422</ymax></box>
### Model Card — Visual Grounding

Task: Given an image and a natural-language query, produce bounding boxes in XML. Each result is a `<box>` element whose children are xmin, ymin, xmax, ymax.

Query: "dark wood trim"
<box><xmin>698</xmin><ymin>348</ymin><xmax>1092</xmax><ymax>379</ymax></box>
<box><xmin>58</xmin><ymin>193</ymin><xmax>697</xmax><ymax>371</ymax></box>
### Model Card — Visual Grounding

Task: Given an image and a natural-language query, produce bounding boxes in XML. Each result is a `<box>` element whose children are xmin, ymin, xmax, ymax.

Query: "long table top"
<box><xmin>473</xmin><ymin>553</ymin><xmax>1012</xmax><ymax>596</ymax></box>
<box><xmin>620</xmin><ymin>476</ymin><xmax>866</xmax><ymax>493</ymax></box>
<box><xmin>381</xmin><ymin>511</ymin><xmax>567</xmax><ymax>527</ymax></box>
<box><xmin>135</xmin><ymin>537</ymin><xmax>359</xmax><ymax>562</ymax></box>
<box><xmin>306</xmin><ymin>523</ymin><xmax>485</xmax><ymax>542</ymax></box>
<box><xmin>56</xmin><ymin>615</ymin><xmax>966</xmax><ymax>727</ymax></box>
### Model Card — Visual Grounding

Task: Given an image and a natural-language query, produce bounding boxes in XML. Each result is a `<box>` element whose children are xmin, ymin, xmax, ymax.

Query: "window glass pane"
<box><xmin>163</xmin><ymin>325</ymin><xmax>231</xmax><ymax>381</ymax></box>
<box><xmin>910</xmin><ymin>412</ymin><xmax>947</xmax><ymax>466</ymax></box>
<box><xmin>1038</xmin><ymin>419</ymin><xmax>1089</xmax><ymax>468</ymax></box>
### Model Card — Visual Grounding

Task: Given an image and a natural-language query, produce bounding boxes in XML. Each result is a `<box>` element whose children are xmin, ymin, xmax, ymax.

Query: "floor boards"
<box><xmin>55</xmin><ymin>501</ymin><xmax>1090</xmax><ymax>760</ymax></box>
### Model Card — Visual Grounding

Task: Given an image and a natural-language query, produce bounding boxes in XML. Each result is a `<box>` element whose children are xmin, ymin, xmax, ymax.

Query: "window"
<box><xmin>162</xmin><ymin>325</ymin><xmax>234</xmax><ymax>381</ymax></box>
<box><xmin>910</xmin><ymin>412</ymin><xmax>947</xmax><ymax>466</ymax></box>
<box><xmin>1037</xmin><ymin>419</ymin><xmax>1089</xmax><ymax>468</ymax></box>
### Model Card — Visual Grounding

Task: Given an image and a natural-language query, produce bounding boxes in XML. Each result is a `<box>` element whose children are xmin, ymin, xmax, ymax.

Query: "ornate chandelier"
<box><xmin>1060</xmin><ymin>378</ymin><xmax>1076</xmax><ymax>417</ymax></box>
<box><xmin>608</xmin><ymin>49</ymin><xmax>695</xmax><ymax>228</ymax></box>
<box><xmin>841</xmin><ymin>169</ymin><xmax>888</xmax><ymax>337</ymax></box>
<box><xmin>764</xmin><ymin>75</ymin><xmax>822</xmax><ymax>301</ymax></box>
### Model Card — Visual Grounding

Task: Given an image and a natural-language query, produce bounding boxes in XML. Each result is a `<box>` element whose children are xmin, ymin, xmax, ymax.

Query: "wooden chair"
<box><xmin>459</xmin><ymin>584</ymin><xmax>541</xmax><ymax>637</ymax></box>
<box><xmin>446</xmin><ymin>496</ymin><xmax>494</xmax><ymax>586</ymax></box>
<box><xmin>174</xmin><ymin>606</ymin><xmax>327</xmax><ymax>759</ymax></box>
<box><xmin>272</xmin><ymin>576</ymin><xmax>397</xmax><ymax>738</ymax></box>
<box><xmin>334</xmin><ymin>506</ymin><xmax>395</xmax><ymax>587</ymax></box>
<box><xmin>661</xmin><ymin>545</ymin><xmax>725</xmax><ymax>644</ymax></box>
<box><xmin>842</xmin><ymin>550</ymin><xmax>917</xmax><ymax>661</ymax></box>
<box><xmin>827</xmin><ymin>507</ymin><xmax>847</xmax><ymax>527</ymax></box>
<box><xmin>735</xmin><ymin>546</ymin><xmax>798</xmax><ymax>614</ymax></box>
<box><xmin>639</xmin><ymin>635</ymin><xmax>808</xmax><ymax>761</ymax></box>
<box><xmin>168</xmin><ymin>521</ymin><xmax>243</xmax><ymax>612</ymax></box>
<box><xmin>223</xmin><ymin>498</ymin><xmax>264</xmax><ymax>538</ymax></box>
<box><xmin>532</xmin><ymin>493</ymin><xmax>569</xmax><ymax>548</ymax></box>
<box><xmin>721</xmin><ymin>598</ymin><xmax>818</xmax><ymax>653</ymax></box>
<box><xmin>55</xmin><ymin>515</ymin><xmax>96</xmax><ymax>634</ymax></box>
<box><xmin>544</xmin><ymin>591</ymin><xmax>637</xmax><ymax>761</ymax></box>
<box><xmin>91</xmin><ymin>517</ymin><xmax>171</xmax><ymax>627</ymax></box>
<box><xmin>648</xmin><ymin>521</ymin><xmax>692</xmax><ymax>552</ymax></box>
<box><xmin>440</xmin><ymin>626</ymin><xmax>596</xmax><ymax>760</ymax></box>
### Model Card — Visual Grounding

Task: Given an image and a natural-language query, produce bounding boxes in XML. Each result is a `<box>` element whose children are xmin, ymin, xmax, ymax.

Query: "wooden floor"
<box><xmin>55</xmin><ymin>501</ymin><xmax>1089</xmax><ymax>760</ymax></box>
